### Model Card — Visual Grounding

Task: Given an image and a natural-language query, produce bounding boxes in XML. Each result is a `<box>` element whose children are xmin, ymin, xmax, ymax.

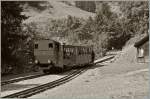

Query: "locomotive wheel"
<box><xmin>43</xmin><ymin>67</ymin><xmax>63</xmax><ymax>74</ymax></box>
<box><xmin>63</xmin><ymin>65</ymin><xmax>71</xmax><ymax>71</ymax></box>
<box><xmin>51</xmin><ymin>67</ymin><xmax>63</xmax><ymax>73</ymax></box>
<box><xmin>43</xmin><ymin>70</ymin><xmax>50</xmax><ymax>74</ymax></box>
<box><xmin>32</xmin><ymin>65</ymin><xmax>40</xmax><ymax>72</ymax></box>
<box><xmin>56</xmin><ymin>67</ymin><xmax>63</xmax><ymax>73</ymax></box>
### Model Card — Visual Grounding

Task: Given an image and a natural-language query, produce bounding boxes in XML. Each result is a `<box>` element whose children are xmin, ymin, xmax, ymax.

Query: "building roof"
<box><xmin>134</xmin><ymin>35</ymin><xmax>149</xmax><ymax>47</ymax></box>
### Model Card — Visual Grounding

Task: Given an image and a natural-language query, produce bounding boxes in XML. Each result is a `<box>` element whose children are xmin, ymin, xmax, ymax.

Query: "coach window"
<box><xmin>82</xmin><ymin>48</ymin><xmax>84</xmax><ymax>54</ymax></box>
<box><xmin>68</xmin><ymin>48</ymin><xmax>71</xmax><ymax>58</ymax></box>
<box><xmin>69</xmin><ymin>48</ymin><xmax>72</xmax><ymax>56</ymax></box>
<box><xmin>66</xmin><ymin>48</ymin><xmax>68</xmax><ymax>57</ymax></box>
<box><xmin>78</xmin><ymin>48</ymin><xmax>81</xmax><ymax>55</ymax></box>
<box><xmin>80</xmin><ymin>48</ymin><xmax>83</xmax><ymax>55</ymax></box>
<box><xmin>90</xmin><ymin>48</ymin><xmax>92</xmax><ymax>53</ymax></box>
<box><xmin>49</xmin><ymin>43</ymin><xmax>53</xmax><ymax>48</ymax></box>
<box><xmin>80</xmin><ymin>48</ymin><xmax>82</xmax><ymax>55</ymax></box>
<box><xmin>67</xmin><ymin>48</ymin><xmax>69</xmax><ymax>55</ymax></box>
<box><xmin>89</xmin><ymin>48</ymin><xmax>91</xmax><ymax>54</ymax></box>
<box><xmin>71</xmin><ymin>48</ymin><xmax>73</xmax><ymax>55</ymax></box>
<box><xmin>86</xmin><ymin>48</ymin><xmax>87</xmax><ymax>54</ymax></box>
<box><xmin>69</xmin><ymin>48</ymin><xmax>71</xmax><ymax>56</ymax></box>
<box><xmin>63</xmin><ymin>48</ymin><xmax>66</xmax><ymax>58</ymax></box>
<box><xmin>35</xmin><ymin>44</ymin><xmax>38</xmax><ymax>49</ymax></box>
<box><xmin>85</xmin><ymin>48</ymin><xmax>87</xmax><ymax>54</ymax></box>
<box><xmin>80</xmin><ymin>48</ymin><xmax>82</xmax><ymax>54</ymax></box>
<box><xmin>71</xmin><ymin>48</ymin><xmax>74</xmax><ymax>55</ymax></box>
<box><xmin>79</xmin><ymin>48</ymin><xmax>81</xmax><ymax>54</ymax></box>
<box><xmin>89</xmin><ymin>48</ymin><xmax>91</xmax><ymax>53</ymax></box>
<box><xmin>87</xmin><ymin>48</ymin><xmax>90</xmax><ymax>54</ymax></box>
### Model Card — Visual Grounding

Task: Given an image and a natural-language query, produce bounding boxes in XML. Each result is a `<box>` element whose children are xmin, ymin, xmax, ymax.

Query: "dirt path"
<box><xmin>29</xmin><ymin>61</ymin><xmax>149</xmax><ymax>99</ymax></box>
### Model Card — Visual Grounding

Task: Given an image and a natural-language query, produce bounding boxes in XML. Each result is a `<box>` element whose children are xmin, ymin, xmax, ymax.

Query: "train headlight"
<box><xmin>48</xmin><ymin>60</ymin><xmax>51</xmax><ymax>64</ymax></box>
<box><xmin>29</xmin><ymin>61</ymin><xmax>32</xmax><ymax>64</ymax></box>
<box><xmin>35</xmin><ymin>60</ymin><xmax>38</xmax><ymax>64</ymax></box>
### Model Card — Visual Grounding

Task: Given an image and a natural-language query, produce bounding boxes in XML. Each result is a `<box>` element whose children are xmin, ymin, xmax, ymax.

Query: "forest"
<box><xmin>1</xmin><ymin>1</ymin><xmax>149</xmax><ymax>74</ymax></box>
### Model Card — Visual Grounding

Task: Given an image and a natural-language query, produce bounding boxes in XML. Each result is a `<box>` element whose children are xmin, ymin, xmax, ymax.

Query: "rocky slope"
<box><xmin>21</xmin><ymin>1</ymin><xmax>95</xmax><ymax>23</ymax></box>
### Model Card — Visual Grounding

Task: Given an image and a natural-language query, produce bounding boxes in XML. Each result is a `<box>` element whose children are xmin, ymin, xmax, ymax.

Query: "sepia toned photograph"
<box><xmin>1</xmin><ymin>0</ymin><xmax>149</xmax><ymax>99</ymax></box>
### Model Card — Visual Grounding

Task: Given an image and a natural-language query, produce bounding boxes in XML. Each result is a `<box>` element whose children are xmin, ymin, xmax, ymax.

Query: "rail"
<box><xmin>2</xmin><ymin>68</ymin><xmax>86</xmax><ymax>98</ymax></box>
<box><xmin>1</xmin><ymin>74</ymin><xmax>45</xmax><ymax>86</ymax></box>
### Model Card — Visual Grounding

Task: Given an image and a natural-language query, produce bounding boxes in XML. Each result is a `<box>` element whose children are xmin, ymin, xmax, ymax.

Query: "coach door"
<box><xmin>63</xmin><ymin>46</ymin><xmax>76</xmax><ymax>66</ymax></box>
<box><xmin>55</xmin><ymin>42</ymin><xmax>60</xmax><ymax>64</ymax></box>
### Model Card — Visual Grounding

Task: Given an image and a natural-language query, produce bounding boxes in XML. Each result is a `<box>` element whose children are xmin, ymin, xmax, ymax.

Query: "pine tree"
<box><xmin>2</xmin><ymin>1</ymin><xmax>27</xmax><ymax>71</ymax></box>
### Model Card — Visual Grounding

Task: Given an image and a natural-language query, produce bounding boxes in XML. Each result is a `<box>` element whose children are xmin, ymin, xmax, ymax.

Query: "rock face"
<box><xmin>115</xmin><ymin>45</ymin><xmax>137</xmax><ymax>63</ymax></box>
<box><xmin>115</xmin><ymin>34</ymin><xmax>149</xmax><ymax>64</ymax></box>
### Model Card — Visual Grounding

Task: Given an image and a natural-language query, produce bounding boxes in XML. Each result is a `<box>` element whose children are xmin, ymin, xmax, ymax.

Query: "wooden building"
<box><xmin>134</xmin><ymin>35</ymin><xmax>149</xmax><ymax>63</ymax></box>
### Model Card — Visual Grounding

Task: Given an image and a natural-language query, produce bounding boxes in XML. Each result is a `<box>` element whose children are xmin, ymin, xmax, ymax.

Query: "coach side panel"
<box><xmin>63</xmin><ymin>45</ymin><xmax>77</xmax><ymax>67</ymax></box>
<box><xmin>76</xmin><ymin>47</ymin><xmax>92</xmax><ymax>66</ymax></box>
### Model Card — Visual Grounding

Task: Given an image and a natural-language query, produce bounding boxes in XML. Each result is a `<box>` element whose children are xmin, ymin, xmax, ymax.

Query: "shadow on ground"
<box><xmin>88</xmin><ymin>64</ymin><xmax>106</xmax><ymax>69</ymax></box>
<box><xmin>1</xmin><ymin>83</ymin><xmax>40</xmax><ymax>92</ymax></box>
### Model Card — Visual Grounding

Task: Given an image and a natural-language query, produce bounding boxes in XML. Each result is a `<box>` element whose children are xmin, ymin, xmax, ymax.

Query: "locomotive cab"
<box><xmin>34</xmin><ymin>39</ymin><xmax>60</xmax><ymax>73</ymax></box>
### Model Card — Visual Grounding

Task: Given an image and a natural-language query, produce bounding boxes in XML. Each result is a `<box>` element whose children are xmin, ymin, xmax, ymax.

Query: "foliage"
<box><xmin>119</xmin><ymin>1</ymin><xmax>149</xmax><ymax>35</ymax></box>
<box><xmin>1</xmin><ymin>1</ymin><xmax>28</xmax><ymax>73</ymax></box>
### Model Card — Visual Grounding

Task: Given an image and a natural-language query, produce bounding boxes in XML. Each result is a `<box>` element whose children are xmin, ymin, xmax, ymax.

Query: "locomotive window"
<box><xmin>49</xmin><ymin>43</ymin><xmax>53</xmax><ymax>48</ymax></box>
<box><xmin>35</xmin><ymin>44</ymin><xmax>38</xmax><ymax>49</ymax></box>
<box><xmin>56</xmin><ymin>43</ymin><xmax>59</xmax><ymax>51</ymax></box>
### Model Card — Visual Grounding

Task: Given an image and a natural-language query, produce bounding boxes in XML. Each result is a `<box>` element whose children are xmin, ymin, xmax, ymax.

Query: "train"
<box><xmin>34</xmin><ymin>39</ymin><xmax>95</xmax><ymax>74</ymax></box>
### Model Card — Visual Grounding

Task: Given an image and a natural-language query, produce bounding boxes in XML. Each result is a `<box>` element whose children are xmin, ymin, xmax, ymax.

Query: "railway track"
<box><xmin>2</xmin><ymin>55</ymin><xmax>114</xmax><ymax>86</ymax></box>
<box><xmin>1</xmin><ymin>73</ymin><xmax>45</xmax><ymax>86</ymax></box>
<box><xmin>2</xmin><ymin>55</ymin><xmax>115</xmax><ymax>98</ymax></box>
<box><xmin>2</xmin><ymin>68</ymin><xmax>87</xmax><ymax>98</ymax></box>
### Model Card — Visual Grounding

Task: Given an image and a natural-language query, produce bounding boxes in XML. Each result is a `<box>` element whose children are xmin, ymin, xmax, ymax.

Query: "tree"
<box><xmin>119</xmin><ymin>1</ymin><xmax>149</xmax><ymax>35</ymax></box>
<box><xmin>2</xmin><ymin>1</ymin><xmax>27</xmax><ymax>73</ymax></box>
